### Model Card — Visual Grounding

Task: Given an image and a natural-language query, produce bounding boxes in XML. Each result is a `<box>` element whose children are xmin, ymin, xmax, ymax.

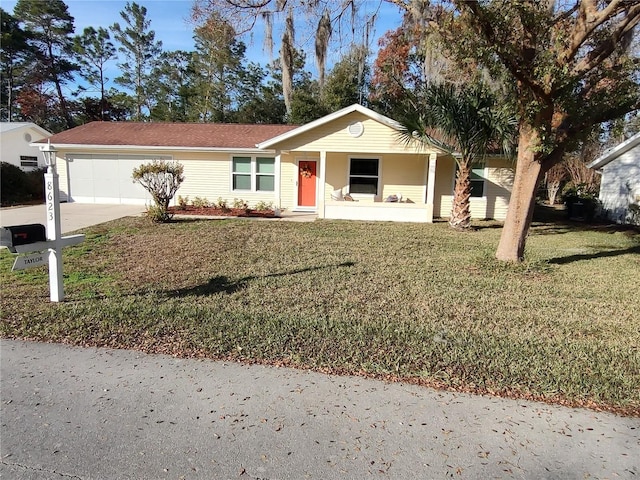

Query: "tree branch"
<box><xmin>455</xmin><ymin>0</ymin><xmax>550</xmax><ymax>102</ymax></box>
<box><xmin>559</xmin><ymin>0</ymin><xmax>636</xmax><ymax>64</ymax></box>
<box><xmin>571</xmin><ymin>4</ymin><xmax>640</xmax><ymax>76</ymax></box>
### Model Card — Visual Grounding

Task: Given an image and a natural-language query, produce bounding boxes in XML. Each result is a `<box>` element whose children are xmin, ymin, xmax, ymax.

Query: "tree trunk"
<box><xmin>48</xmin><ymin>43</ymin><xmax>74</xmax><ymax>129</ymax></box>
<box><xmin>495</xmin><ymin>125</ymin><xmax>543</xmax><ymax>262</ymax></box>
<box><xmin>547</xmin><ymin>181</ymin><xmax>560</xmax><ymax>205</ymax></box>
<box><xmin>450</xmin><ymin>160</ymin><xmax>472</xmax><ymax>229</ymax></box>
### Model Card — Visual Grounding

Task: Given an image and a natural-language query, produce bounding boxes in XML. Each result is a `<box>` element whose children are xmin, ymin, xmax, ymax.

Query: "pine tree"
<box><xmin>14</xmin><ymin>0</ymin><xmax>78</xmax><ymax>129</ymax></box>
<box><xmin>111</xmin><ymin>1</ymin><xmax>162</xmax><ymax>121</ymax></box>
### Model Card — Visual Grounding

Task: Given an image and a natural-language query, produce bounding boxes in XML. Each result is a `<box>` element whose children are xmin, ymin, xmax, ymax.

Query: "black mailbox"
<box><xmin>0</xmin><ymin>224</ymin><xmax>47</xmax><ymax>253</ymax></box>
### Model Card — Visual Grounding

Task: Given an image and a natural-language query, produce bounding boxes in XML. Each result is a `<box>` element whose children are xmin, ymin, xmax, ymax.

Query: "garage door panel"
<box><xmin>93</xmin><ymin>158</ymin><xmax>120</xmax><ymax>197</ymax></box>
<box><xmin>67</xmin><ymin>155</ymin><xmax>94</xmax><ymax>198</ymax></box>
<box><xmin>66</xmin><ymin>153</ymin><xmax>170</xmax><ymax>204</ymax></box>
<box><xmin>119</xmin><ymin>158</ymin><xmax>150</xmax><ymax>200</ymax></box>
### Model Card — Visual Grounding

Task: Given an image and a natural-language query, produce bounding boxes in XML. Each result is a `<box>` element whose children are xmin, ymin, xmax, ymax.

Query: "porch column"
<box><xmin>318</xmin><ymin>150</ymin><xmax>327</xmax><ymax>219</ymax></box>
<box><xmin>274</xmin><ymin>151</ymin><xmax>282</xmax><ymax>214</ymax></box>
<box><xmin>425</xmin><ymin>153</ymin><xmax>437</xmax><ymax>222</ymax></box>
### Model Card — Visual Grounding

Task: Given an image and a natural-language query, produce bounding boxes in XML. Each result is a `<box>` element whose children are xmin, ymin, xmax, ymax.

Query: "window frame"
<box><xmin>348</xmin><ymin>157</ymin><xmax>381</xmax><ymax>198</ymax></box>
<box><xmin>231</xmin><ymin>155</ymin><xmax>275</xmax><ymax>193</ymax></box>
<box><xmin>453</xmin><ymin>161</ymin><xmax>486</xmax><ymax>199</ymax></box>
<box><xmin>469</xmin><ymin>165</ymin><xmax>486</xmax><ymax>198</ymax></box>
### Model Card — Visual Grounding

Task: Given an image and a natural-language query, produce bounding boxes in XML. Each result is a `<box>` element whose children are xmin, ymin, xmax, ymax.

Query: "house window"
<box><xmin>232</xmin><ymin>156</ymin><xmax>275</xmax><ymax>192</ymax></box>
<box><xmin>349</xmin><ymin>158</ymin><xmax>379</xmax><ymax>195</ymax></box>
<box><xmin>232</xmin><ymin>157</ymin><xmax>252</xmax><ymax>190</ymax></box>
<box><xmin>20</xmin><ymin>156</ymin><xmax>38</xmax><ymax>168</ymax></box>
<box><xmin>256</xmin><ymin>157</ymin><xmax>275</xmax><ymax>192</ymax></box>
<box><xmin>470</xmin><ymin>166</ymin><xmax>485</xmax><ymax>197</ymax></box>
<box><xmin>455</xmin><ymin>163</ymin><xmax>485</xmax><ymax>198</ymax></box>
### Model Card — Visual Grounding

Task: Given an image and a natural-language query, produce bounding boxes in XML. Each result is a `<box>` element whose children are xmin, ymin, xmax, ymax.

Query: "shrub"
<box><xmin>132</xmin><ymin>160</ymin><xmax>184</xmax><ymax>222</ymax></box>
<box><xmin>144</xmin><ymin>204</ymin><xmax>171</xmax><ymax>223</ymax></box>
<box><xmin>177</xmin><ymin>195</ymin><xmax>189</xmax><ymax>210</ymax></box>
<box><xmin>0</xmin><ymin>162</ymin><xmax>46</xmax><ymax>206</ymax></box>
<box><xmin>254</xmin><ymin>200</ymin><xmax>274</xmax><ymax>212</ymax></box>
<box><xmin>192</xmin><ymin>196</ymin><xmax>210</xmax><ymax>208</ymax></box>
<box><xmin>628</xmin><ymin>203</ymin><xmax>640</xmax><ymax>226</ymax></box>
<box><xmin>232</xmin><ymin>198</ymin><xmax>248</xmax><ymax>209</ymax></box>
<box><xmin>216</xmin><ymin>197</ymin><xmax>230</xmax><ymax>211</ymax></box>
<box><xmin>562</xmin><ymin>182</ymin><xmax>598</xmax><ymax>201</ymax></box>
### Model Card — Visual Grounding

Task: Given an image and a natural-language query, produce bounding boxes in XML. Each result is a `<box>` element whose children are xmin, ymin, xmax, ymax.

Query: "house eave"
<box><xmin>256</xmin><ymin>104</ymin><xmax>403</xmax><ymax>150</ymax></box>
<box><xmin>0</xmin><ymin>122</ymin><xmax>51</xmax><ymax>138</ymax></box>
<box><xmin>588</xmin><ymin>132</ymin><xmax>640</xmax><ymax>170</ymax></box>
<box><xmin>29</xmin><ymin>143</ymin><xmax>274</xmax><ymax>155</ymax></box>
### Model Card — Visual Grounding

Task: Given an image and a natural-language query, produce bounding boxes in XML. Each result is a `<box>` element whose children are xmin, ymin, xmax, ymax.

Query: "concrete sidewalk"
<box><xmin>0</xmin><ymin>203</ymin><xmax>144</xmax><ymax>234</ymax></box>
<box><xmin>1</xmin><ymin>339</ymin><xmax>638</xmax><ymax>480</ymax></box>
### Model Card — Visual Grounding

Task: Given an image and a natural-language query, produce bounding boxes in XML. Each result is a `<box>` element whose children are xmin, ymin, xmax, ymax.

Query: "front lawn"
<box><xmin>1</xmin><ymin>216</ymin><xmax>638</xmax><ymax>415</ymax></box>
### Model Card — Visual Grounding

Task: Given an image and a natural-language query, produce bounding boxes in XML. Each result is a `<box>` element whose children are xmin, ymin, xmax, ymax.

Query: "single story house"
<box><xmin>1</xmin><ymin>122</ymin><xmax>52</xmax><ymax>170</ymax></box>
<box><xmin>588</xmin><ymin>132</ymin><xmax>640</xmax><ymax>225</ymax></box>
<box><xmin>35</xmin><ymin>104</ymin><xmax>515</xmax><ymax>223</ymax></box>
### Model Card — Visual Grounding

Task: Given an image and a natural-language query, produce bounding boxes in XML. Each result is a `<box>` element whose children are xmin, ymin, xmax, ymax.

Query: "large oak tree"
<box><xmin>436</xmin><ymin>0</ymin><xmax>640</xmax><ymax>261</ymax></box>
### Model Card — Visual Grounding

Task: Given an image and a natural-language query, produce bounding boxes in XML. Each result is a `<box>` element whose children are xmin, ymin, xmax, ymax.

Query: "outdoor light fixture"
<box><xmin>40</xmin><ymin>140</ymin><xmax>57</xmax><ymax>168</ymax></box>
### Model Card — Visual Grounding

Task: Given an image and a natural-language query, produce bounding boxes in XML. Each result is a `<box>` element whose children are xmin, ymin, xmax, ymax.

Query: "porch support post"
<box><xmin>318</xmin><ymin>150</ymin><xmax>326</xmax><ymax>219</ymax></box>
<box><xmin>425</xmin><ymin>153</ymin><xmax>437</xmax><ymax>222</ymax></box>
<box><xmin>274</xmin><ymin>150</ymin><xmax>281</xmax><ymax>215</ymax></box>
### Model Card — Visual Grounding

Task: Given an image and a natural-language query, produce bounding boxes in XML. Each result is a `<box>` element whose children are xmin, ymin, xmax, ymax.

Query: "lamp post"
<box><xmin>41</xmin><ymin>141</ymin><xmax>64</xmax><ymax>302</ymax></box>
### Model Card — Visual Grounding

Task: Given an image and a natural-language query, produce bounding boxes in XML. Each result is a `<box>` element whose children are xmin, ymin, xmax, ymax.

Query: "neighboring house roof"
<box><xmin>257</xmin><ymin>104</ymin><xmax>404</xmax><ymax>150</ymax></box>
<box><xmin>588</xmin><ymin>132</ymin><xmax>640</xmax><ymax>169</ymax></box>
<box><xmin>0</xmin><ymin>122</ymin><xmax>51</xmax><ymax>137</ymax></box>
<box><xmin>35</xmin><ymin>122</ymin><xmax>299</xmax><ymax>151</ymax></box>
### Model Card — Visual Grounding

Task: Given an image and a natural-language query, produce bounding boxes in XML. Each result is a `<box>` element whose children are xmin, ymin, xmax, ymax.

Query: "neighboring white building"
<box><xmin>0</xmin><ymin>122</ymin><xmax>52</xmax><ymax>171</ymax></box>
<box><xmin>589</xmin><ymin>132</ymin><xmax>640</xmax><ymax>225</ymax></box>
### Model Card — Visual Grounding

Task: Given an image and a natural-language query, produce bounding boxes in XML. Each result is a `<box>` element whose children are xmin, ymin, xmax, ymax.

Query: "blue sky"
<box><xmin>4</xmin><ymin>0</ymin><xmax>403</xmax><ymax>93</ymax></box>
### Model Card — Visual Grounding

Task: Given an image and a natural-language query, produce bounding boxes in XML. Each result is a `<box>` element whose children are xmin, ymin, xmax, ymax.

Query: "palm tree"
<box><xmin>401</xmin><ymin>82</ymin><xmax>515</xmax><ymax>229</ymax></box>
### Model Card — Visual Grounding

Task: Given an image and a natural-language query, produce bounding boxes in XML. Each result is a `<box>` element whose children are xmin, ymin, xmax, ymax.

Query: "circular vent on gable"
<box><xmin>24</xmin><ymin>133</ymin><xmax>32</xmax><ymax>142</ymax></box>
<box><xmin>347</xmin><ymin>121</ymin><xmax>364</xmax><ymax>138</ymax></box>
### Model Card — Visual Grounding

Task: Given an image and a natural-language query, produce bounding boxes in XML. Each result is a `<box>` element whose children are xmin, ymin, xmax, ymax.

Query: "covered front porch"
<box><xmin>257</xmin><ymin>104</ymin><xmax>448</xmax><ymax>223</ymax></box>
<box><xmin>316</xmin><ymin>150</ymin><xmax>441</xmax><ymax>223</ymax></box>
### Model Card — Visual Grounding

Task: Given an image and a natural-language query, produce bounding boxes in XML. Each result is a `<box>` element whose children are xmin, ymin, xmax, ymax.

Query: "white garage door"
<box><xmin>64</xmin><ymin>153</ymin><xmax>172</xmax><ymax>205</ymax></box>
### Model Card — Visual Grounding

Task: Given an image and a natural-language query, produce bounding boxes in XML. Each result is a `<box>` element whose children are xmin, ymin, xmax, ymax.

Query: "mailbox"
<box><xmin>0</xmin><ymin>224</ymin><xmax>47</xmax><ymax>253</ymax></box>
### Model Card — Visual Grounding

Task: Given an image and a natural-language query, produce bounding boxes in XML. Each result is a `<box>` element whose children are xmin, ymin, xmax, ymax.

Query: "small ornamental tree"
<box><xmin>544</xmin><ymin>163</ymin><xmax>566</xmax><ymax>206</ymax></box>
<box><xmin>132</xmin><ymin>160</ymin><xmax>184</xmax><ymax>222</ymax></box>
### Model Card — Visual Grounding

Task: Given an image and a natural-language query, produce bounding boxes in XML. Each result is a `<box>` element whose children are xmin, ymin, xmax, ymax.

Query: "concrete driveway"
<box><xmin>0</xmin><ymin>203</ymin><xmax>144</xmax><ymax>234</ymax></box>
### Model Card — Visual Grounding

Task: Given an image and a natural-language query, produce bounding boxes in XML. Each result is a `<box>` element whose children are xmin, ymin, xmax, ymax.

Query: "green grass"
<box><xmin>1</xmin><ymin>214</ymin><xmax>639</xmax><ymax>415</ymax></box>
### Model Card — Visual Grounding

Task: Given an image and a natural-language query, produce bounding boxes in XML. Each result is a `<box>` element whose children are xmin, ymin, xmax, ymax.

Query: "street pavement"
<box><xmin>1</xmin><ymin>339</ymin><xmax>638</xmax><ymax>480</ymax></box>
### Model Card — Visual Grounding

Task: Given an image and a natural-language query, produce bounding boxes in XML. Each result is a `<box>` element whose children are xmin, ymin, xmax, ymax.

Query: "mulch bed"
<box><xmin>168</xmin><ymin>205</ymin><xmax>277</xmax><ymax>218</ymax></box>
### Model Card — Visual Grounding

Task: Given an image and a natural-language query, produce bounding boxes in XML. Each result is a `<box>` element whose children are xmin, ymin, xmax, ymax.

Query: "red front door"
<box><xmin>297</xmin><ymin>160</ymin><xmax>317</xmax><ymax>207</ymax></box>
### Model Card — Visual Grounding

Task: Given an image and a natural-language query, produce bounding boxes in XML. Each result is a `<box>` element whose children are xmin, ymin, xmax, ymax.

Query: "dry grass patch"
<box><xmin>1</xmin><ymin>216</ymin><xmax>638</xmax><ymax>415</ymax></box>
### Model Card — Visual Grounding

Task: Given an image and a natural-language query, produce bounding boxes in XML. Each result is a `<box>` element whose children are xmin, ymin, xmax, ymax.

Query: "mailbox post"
<box><xmin>41</xmin><ymin>141</ymin><xmax>65</xmax><ymax>302</ymax></box>
<box><xmin>1</xmin><ymin>143</ymin><xmax>84</xmax><ymax>302</ymax></box>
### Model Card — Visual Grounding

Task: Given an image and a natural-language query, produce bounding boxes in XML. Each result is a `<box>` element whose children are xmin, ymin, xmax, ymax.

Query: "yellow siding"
<box><xmin>324</xmin><ymin>153</ymin><xmax>349</xmax><ymax>202</ymax></box>
<box><xmin>381</xmin><ymin>155</ymin><xmax>427</xmax><ymax>203</ymax></box>
<box><xmin>273</xmin><ymin>111</ymin><xmax>439</xmax><ymax>155</ymax></box>
<box><xmin>280</xmin><ymin>153</ymin><xmax>298</xmax><ymax>210</ymax></box>
<box><xmin>57</xmin><ymin>152</ymin><xmax>69</xmax><ymax>201</ymax></box>
<box><xmin>177</xmin><ymin>156</ymin><xmax>229</xmax><ymax>204</ymax></box>
<box><xmin>434</xmin><ymin>155</ymin><xmax>455</xmax><ymax>218</ymax></box>
<box><xmin>434</xmin><ymin>155</ymin><xmax>514</xmax><ymax>220</ymax></box>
